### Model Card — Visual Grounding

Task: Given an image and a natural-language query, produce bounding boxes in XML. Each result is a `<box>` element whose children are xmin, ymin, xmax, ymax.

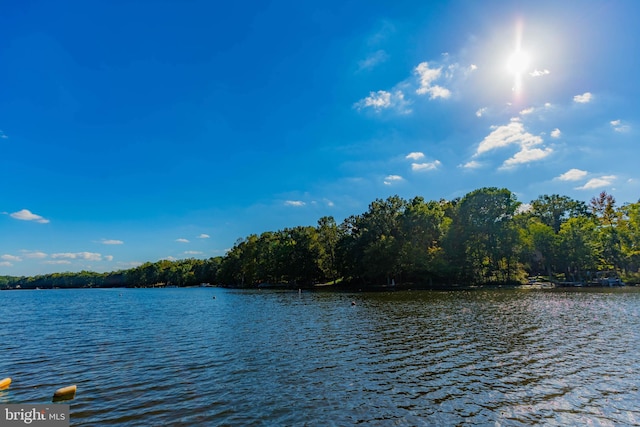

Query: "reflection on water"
<box><xmin>1</xmin><ymin>287</ymin><xmax>639</xmax><ymax>425</ymax></box>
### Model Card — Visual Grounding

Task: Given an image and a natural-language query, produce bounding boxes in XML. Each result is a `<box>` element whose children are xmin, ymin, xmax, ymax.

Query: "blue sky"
<box><xmin>1</xmin><ymin>0</ymin><xmax>639</xmax><ymax>276</ymax></box>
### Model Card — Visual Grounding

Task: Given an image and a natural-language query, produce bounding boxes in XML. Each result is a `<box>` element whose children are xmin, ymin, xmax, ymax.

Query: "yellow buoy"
<box><xmin>0</xmin><ymin>377</ymin><xmax>11</xmax><ymax>390</ymax></box>
<box><xmin>52</xmin><ymin>385</ymin><xmax>76</xmax><ymax>402</ymax></box>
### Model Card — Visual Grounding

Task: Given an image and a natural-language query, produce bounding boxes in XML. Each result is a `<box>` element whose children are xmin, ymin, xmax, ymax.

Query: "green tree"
<box><xmin>619</xmin><ymin>202</ymin><xmax>640</xmax><ymax>275</ymax></box>
<box><xmin>336</xmin><ymin>196</ymin><xmax>406</xmax><ymax>286</ymax></box>
<box><xmin>590</xmin><ymin>191</ymin><xmax>622</xmax><ymax>271</ymax></box>
<box><xmin>530</xmin><ymin>194</ymin><xmax>590</xmax><ymax>233</ymax></box>
<box><xmin>399</xmin><ymin>197</ymin><xmax>448</xmax><ymax>283</ymax></box>
<box><xmin>522</xmin><ymin>218</ymin><xmax>559</xmax><ymax>280</ymax></box>
<box><xmin>445</xmin><ymin>187</ymin><xmax>523</xmax><ymax>284</ymax></box>
<box><xmin>558</xmin><ymin>216</ymin><xmax>599</xmax><ymax>281</ymax></box>
<box><xmin>317</xmin><ymin>216</ymin><xmax>340</xmax><ymax>283</ymax></box>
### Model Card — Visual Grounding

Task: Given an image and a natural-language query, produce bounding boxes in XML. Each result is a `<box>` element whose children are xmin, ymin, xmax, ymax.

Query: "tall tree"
<box><xmin>337</xmin><ymin>196</ymin><xmax>406</xmax><ymax>285</ymax></box>
<box><xmin>590</xmin><ymin>191</ymin><xmax>622</xmax><ymax>271</ymax></box>
<box><xmin>558</xmin><ymin>216</ymin><xmax>599</xmax><ymax>281</ymax></box>
<box><xmin>399</xmin><ymin>197</ymin><xmax>448</xmax><ymax>283</ymax></box>
<box><xmin>619</xmin><ymin>202</ymin><xmax>640</xmax><ymax>274</ymax></box>
<box><xmin>445</xmin><ymin>187</ymin><xmax>523</xmax><ymax>283</ymax></box>
<box><xmin>317</xmin><ymin>216</ymin><xmax>339</xmax><ymax>284</ymax></box>
<box><xmin>530</xmin><ymin>194</ymin><xmax>590</xmax><ymax>233</ymax></box>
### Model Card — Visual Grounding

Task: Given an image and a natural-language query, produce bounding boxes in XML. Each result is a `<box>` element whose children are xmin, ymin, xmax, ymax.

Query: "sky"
<box><xmin>1</xmin><ymin>0</ymin><xmax>639</xmax><ymax>276</ymax></box>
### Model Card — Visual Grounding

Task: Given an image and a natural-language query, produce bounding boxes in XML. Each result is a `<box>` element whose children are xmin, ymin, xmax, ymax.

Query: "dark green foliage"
<box><xmin>3</xmin><ymin>258</ymin><xmax>222</xmax><ymax>289</ymax></box>
<box><xmin>6</xmin><ymin>189</ymin><xmax>640</xmax><ymax>289</ymax></box>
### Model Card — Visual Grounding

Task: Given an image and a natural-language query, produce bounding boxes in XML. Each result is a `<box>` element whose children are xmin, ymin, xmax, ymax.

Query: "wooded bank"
<box><xmin>3</xmin><ymin>187</ymin><xmax>639</xmax><ymax>290</ymax></box>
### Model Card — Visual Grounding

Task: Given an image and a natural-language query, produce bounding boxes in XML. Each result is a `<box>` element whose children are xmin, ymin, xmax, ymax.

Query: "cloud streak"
<box><xmin>411</xmin><ymin>160</ymin><xmax>441</xmax><ymax>171</ymax></box>
<box><xmin>556</xmin><ymin>168</ymin><xmax>588</xmax><ymax>181</ymax></box>
<box><xmin>405</xmin><ymin>152</ymin><xmax>425</xmax><ymax>160</ymax></box>
<box><xmin>357</xmin><ymin>50</ymin><xmax>389</xmax><ymax>72</ymax></box>
<box><xmin>51</xmin><ymin>252</ymin><xmax>103</xmax><ymax>261</ymax></box>
<box><xmin>9</xmin><ymin>209</ymin><xmax>50</xmax><ymax>224</ymax></box>
<box><xmin>529</xmin><ymin>69</ymin><xmax>550</xmax><ymax>77</ymax></box>
<box><xmin>101</xmin><ymin>239</ymin><xmax>124</xmax><ymax>245</ymax></box>
<box><xmin>383</xmin><ymin>175</ymin><xmax>403</xmax><ymax>185</ymax></box>
<box><xmin>353</xmin><ymin>90</ymin><xmax>411</xmax><ymax>114</ymax></box>
<box><xmin>610</xmin><ymin>119</ymin><xmax>630</xmax><ymax>132</ymax></box>
<box><xmin>576</xmin><ymin>175</ymin><xmax>616</xmax><ymax>190</ymax></box>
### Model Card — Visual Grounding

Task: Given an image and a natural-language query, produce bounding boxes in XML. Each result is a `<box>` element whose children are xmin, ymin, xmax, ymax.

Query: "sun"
<box><xmin>507</xmin><ymin>20</ymin><xmax>531</xmax><ymax>94</ymax></box>
<box><xmin>507</xmin><ymin>49</ymin><xmax>531</xmax><ymax>75</ymax></box>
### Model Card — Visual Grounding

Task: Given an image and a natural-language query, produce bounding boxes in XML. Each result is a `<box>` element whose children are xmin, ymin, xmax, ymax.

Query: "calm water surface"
<box><xmin>1</xmin><ymin>287</ymin><xmax>639</xmax><ymax>426</ymax></box>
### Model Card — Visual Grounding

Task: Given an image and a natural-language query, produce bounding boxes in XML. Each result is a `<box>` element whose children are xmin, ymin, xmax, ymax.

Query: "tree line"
<box><xmin>216</xmin><ymin>188</ymin><xmax>640</xmax><ymax>288</ymax></box>
<box><xmin>0</xmin><ymin>258</ymin><xmax>222</xmax><ymax>290</ymax></box>
<box><xmin>2</xmin><ymin>187</ymin><xmax>639</xmax><ymax>290</ymax></box>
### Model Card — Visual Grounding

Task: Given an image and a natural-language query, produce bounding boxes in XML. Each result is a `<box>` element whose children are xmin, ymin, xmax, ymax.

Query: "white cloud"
<box><xmin>573</xmin><ymin>92</ymin><xmax>592</xmax><ymax>103</ymax></box>
<box><xmin>476</xmin><ymin>107</ymin><xmax>487</xmax><ymax>117</ymax></box>
<box><xmin>22</xmin><ymin>251</ymin><xmax>47</xmax><ymax>259</ymax></box>
<box><xmin>1</xmin><ymin>254</ymin><xmax>22</xmax><ymax>262</ymax></box>
<box><xmin>427</xmin><ymin>85</ymin><xmax>451</xmax><ymax>99</ymax></box>
<box><xmin>475</xmin><ymin>120</ymin><xmax>543</xmax><ymax>156</ymax></box>
<box><xmin>473</xmin><ymin>119</ymin><xmax>551</xmax><ymax>168</ymax></box>
<box><xmin>610</xmin><ymin>119</ymin><xmax>630</xmax><ymax>132</ymax></box>
<box><xmin>411</xmin><ymin>160</ymin><xmax>441</xmax><ymax>171</ymax></box>
<box><xmin>469</xmin><ymin>64</ymin><xmax>478</xmax><ymax>71</ymax></box>
<box><xmin>557</xmin><ymin>168</ymin><xmax>588</xmax><ymax>181</ymax></box>
<box><xmin>0</xmin><ymin>261</ymin><xmax>12</xmax><ymax>267</ymax></box>
<box><xmin>284</xmin><ymin>200</ymin><xmax>305</xmax><ymax>207</ymax></box>
<box><xmin>461</xmin><ymin>160</ymin><xmax>482</xmax><ymax>169</ymax></box>
<box><xmin>104</xmin><ymin>255</ymin><xmax>114</xmax><ymax>261</ymax></box>
<box><xmin>101</xmin><ymin>239</ymin><xmax>124</xmax><ymax>245</ymax></box>
<box><xmin>10</xmin><ymin>209</ymin><xmax>50</xmax><ymax>224</ymax></box>
<box><xmin>44</xmin><ymin>260</ymin><xmax>72</xmax><ymax>265</ymax></box>
<box><xmin>415</xmin><ymin>62</ymin><xmax>451</xmax><ymax>99</ymax></box>
<box><xmin>576</xmin><ymin>175</ymin><xmax>616</xmax><ymax>190</ymax></box>
<box><xmin>405</xmin><ymin>152</ymin><xmax>425</xmax><ymax>160</ymax></box>
<box><xmin>415</xmin><ymin>62</ymin><xmax>440</xmax><ymax>90</ymax></box>
<box><xmin>501</xmin><ymin>147</ymin><xmax>553</xmax><ymax>169</ymax></box>
<box><xmin>354</xmin><ymin>90</ymin><xmax>390</xmax><ymax>110</ymax></box>
<box><xmin>184</xmin><ymin>251</ymin><xmax>203</xmax><ymax>255</ymax></box>
<box><xmin>519</xmin><ymin>107</ymin><xmax>535</xmax><ymax>115</ymax></box>
<box><xmin>51</xmin><ymin>252</ymin><xmax>102</xmax><ymax>261</ymax></box>
<box><xmin>176</xmin><ymin>238</ymin><xmax>190</xmax><ymax>243</ymax></box>
<box><xmin>357</xmin><ymin>50</ymin><xmax>389</xmax><ymax>71</ymax></box>
<box><xmin>550</xmin><ymin>128</ymin><xmax>562</xmax><ymax>138</ymax></box>
<box><xmin>0</xmin><ymin>130</ymin><xmax>7</xmax><ymax>139</ymax></box>
<box><xmin>198</xmin><ymin>234</ymin><xmax>210</xmax><ymax>239</ymax></box>
<box><xmin>353</xmin><ymin>90</ymin><xmax>411</xmax><ymax>113</ymax></box>
<box><xmin>529</xmin><ymin>69</ymin><xmax>550</xmax><ymax>77</ymax></box>
<box><xmin>383</xmin><ymin>175</ymin><xmax>404</xmax><ymax>185</ymax></box>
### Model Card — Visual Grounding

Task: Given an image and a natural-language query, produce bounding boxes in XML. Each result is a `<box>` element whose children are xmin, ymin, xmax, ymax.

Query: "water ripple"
<box><xmin>1</xmin><ymin>287</ymin><xmax>640</xmax><ymax>425</ymax></box>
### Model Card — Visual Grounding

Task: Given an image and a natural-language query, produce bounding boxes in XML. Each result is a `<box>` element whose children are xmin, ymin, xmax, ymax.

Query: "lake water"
<box><xmin>1</xmin><ymin>287</ymin><xmax>639</xmax><ymax>426</ymax></box>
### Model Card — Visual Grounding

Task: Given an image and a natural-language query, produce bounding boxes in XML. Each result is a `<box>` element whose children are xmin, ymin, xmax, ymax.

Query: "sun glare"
<box><xmin>507</xmin><ymin>49</ymin><xmax>531</xmax><ymax>75</ymax></box>
<box><xmin>508</xmin><ymin>20</ymin><xmax>531</xmax><ymax>94</ymax></box>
